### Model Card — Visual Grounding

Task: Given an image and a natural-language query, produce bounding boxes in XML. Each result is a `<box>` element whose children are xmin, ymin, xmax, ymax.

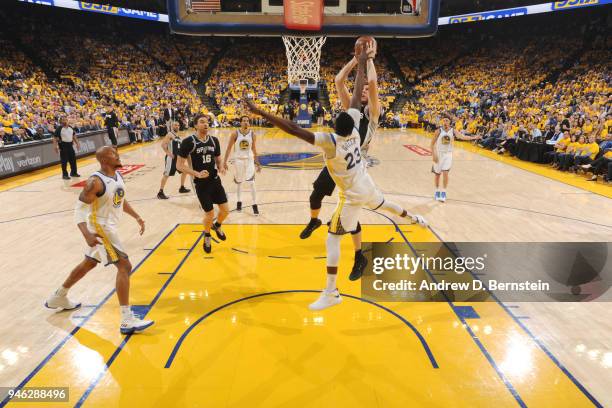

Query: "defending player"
<box><xmin>246</xmin><ymin>44</ymin><xmax>426</xmax><ymax>311</ymax></box>
<box><xmin>158</xmin><ymin>121</ymin><xmax>191</xmax><ymax>199</ymax></box>
<box><xmin>299</xmin><ymin>40</ymin><xmax>381</xmax><ymax>281</ymax></box>
<box><xmin>222</xmin><ymin>115</ymin><xmax>261</xmax><ymax>215</ymax></box>
<box><xmin>176</xmin><ymin>114</ymin><xmax>229</xmax><ymax>253</ymax></box>
<box><xmin>431</xmin><ymin>115</ymin><xmax>480</xmax><ymax>202</ymax></box>
<box><xmin>45</xmin><ymin>146</ymin><xmax>153</xmax><ymax>335</ymax></box>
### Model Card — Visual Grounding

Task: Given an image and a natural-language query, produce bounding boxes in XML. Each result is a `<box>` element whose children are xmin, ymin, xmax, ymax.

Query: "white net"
<box><xmin>282</xmin><ymin>36</ymin><xmax>327</xmax><ymax>84</ymax></box>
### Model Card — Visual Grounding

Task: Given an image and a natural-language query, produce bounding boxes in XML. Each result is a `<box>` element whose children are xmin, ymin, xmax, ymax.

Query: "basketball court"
<box><xmin>1</xmin><ymin>126</ymin><xmax>610</xmax><ymax>407</ymax></box>
<box><xmin>1</xmin><ymin>0</ymin><xmax>611</xmax><ymax>406</ymax></box>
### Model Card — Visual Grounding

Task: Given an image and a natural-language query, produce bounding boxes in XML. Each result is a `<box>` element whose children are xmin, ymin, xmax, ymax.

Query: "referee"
<box><xmin>104</xmin><ymin>105</ymin><xmax>120</xmax><ymax>148</ymax></box>
<box><xmin>53</xmin><ymin>117</ymin><xmax>80</xmax><ymax>180</ymax></box>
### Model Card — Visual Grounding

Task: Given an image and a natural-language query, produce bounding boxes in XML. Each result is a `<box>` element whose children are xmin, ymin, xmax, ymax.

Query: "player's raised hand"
<box><xmin>365</xmin><ymin>42</ymin><xmax>376</xmax><ymax>60</ymax></box>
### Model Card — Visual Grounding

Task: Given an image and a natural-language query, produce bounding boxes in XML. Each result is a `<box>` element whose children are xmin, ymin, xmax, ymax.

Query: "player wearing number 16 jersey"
<box><xmin>246</xmin><ymin>44</ymin><xmax>427</xmax><ymax>312</ymax></box>
<box><xmin>176</xmin><ymin>114</ymin><xmax>229</xmax><ymax>253</ymax></box>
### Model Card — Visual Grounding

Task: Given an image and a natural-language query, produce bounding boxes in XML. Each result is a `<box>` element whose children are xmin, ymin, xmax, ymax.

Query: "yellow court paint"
<box><xmin>416</xmin><ymin>129</ymin><xmax>611</xmax><ymax>198</ymax></box>
<box><xmin>7</xmin><ymin>224</ymin><xmax>595</xmax><ymax>407</ymax></box>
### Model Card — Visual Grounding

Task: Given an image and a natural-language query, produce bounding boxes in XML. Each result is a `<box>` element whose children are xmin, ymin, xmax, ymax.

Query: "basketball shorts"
<box><xmin>163</xmin><ymin>155</ymin><xmax>179</xmax><ymax>177</ymax></box>
<box><xmin>194</xmin><ymin>177</ymin><xmax>228</xmax><ymax>212</ymax></box>
<box><xmin>234</xmin><ymin>158</ymin><xmax>255</xmax><ymax>183</ymax></box>
<box><xmin>84</xmin><ymin>225</ymin><xmax>128</xmax><ymax>266</ymax></box>
<box><xmin>313</xmin><ymin>167</ymin><xmax>336</xmax><ymax>197</ymax></box>
<box><xmin>432</xmin><ymin>152</ymin><xmax>453</xmax><ymax>174</ymax></box>
<box><xmin>328</xmin><ymin>185</ymin><xmax>384</xmax><ymax>235</ymax></box>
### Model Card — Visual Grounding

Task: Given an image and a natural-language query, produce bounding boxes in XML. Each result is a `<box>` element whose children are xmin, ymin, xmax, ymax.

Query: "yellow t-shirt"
<box><xmin>567</xmin><ymin>142</ymin><xmax>582</xmax><ymax>154</ymax></box>
<box><xmin>584</xmin><ymin>142</ymin><xmax>599</xmax><ymax>160</ymax></box>
<box><xmin>556</xmin><ymin>138</ymin><xmax>570</xmax><ymax>152</ymax></box>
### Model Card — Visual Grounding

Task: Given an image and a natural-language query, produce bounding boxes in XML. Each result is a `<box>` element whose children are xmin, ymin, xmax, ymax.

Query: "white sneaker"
<box><xmin>308</xmin><ymin>289</ymin><xmax>342</xmax><ymax>311</ymax></box>
<box><xmin>411</xmin><ymin>214</ymin><xmax>428</xmax><ymax>227</ymax></box>
<box><xmin>45</xmin><ymin>293</ymin><xmax>81</xmax><ymax>311</ymax></box>
<box><xmin>440</xmin><ymin>192</ymin><xmax>447</xmax><ymax>202</ymax></box>
<box><xmin>120</xmin><ymin>314</ymin><xmax>154</xmax><ymax>335</ymax></box>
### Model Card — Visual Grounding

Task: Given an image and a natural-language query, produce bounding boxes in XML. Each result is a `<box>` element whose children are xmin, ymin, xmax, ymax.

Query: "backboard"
<box><xmin>168</xmin><ymin>0</ymin><xmax>440</xmax><ymax>37</ymax></box>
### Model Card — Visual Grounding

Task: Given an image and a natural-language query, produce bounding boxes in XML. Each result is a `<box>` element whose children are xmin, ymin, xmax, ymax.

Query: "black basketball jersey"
<box><xmin>169</xmin><ymin>132</ymin><xmax>182</xmax><ymax>156</ymax></box>
<box><xmin>178</xmin><ymin>134</ymin><xmax>221</xmax><ymax>183</ymax></box>
<box><xmin>358</xmin><ymin>105</ymin><xmax>370</xmax><ymax>147</ymax></box>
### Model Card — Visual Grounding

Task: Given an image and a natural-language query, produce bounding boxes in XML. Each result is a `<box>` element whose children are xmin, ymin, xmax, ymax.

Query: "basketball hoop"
<box><xmin>282</xmin><ymin>36</ymin><xmax>327</xmax><ymax>84</ymax></box>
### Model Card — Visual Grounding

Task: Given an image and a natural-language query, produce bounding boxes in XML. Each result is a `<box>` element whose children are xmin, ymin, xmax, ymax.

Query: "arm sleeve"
<box><xmin>346</xmin><ymin>108</ymin><xmax>361</xmax><ymax>128</ymax></box>
<box><xmin>314</xmin><ymin>132</ymin><xmax>336</xmax><ymax>157</ymax></box>
<box><xmin>178</xmin><ymin>137</ymin><xmax>194</xmax><ymax>158</ymax></box>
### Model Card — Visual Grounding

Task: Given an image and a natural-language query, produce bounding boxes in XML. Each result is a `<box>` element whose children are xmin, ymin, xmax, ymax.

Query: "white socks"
<box><xmin>120</xmin><ymin>305</ymin><xmax>132</xmax><ymax>320</ymax></box>
<box><xmin>56</xmin><ymin>286</ymin><xmax>68</xmax><ymax>296</ymax></box>
<box><xmin>325</xmin><ymin>274</ymin><xmax>337</xmax><ymax>293</ymax></box>
<box><xmin>248</xmin><ymin>181</ymin><xmax>257</xmax><ymax>204</ymax></box>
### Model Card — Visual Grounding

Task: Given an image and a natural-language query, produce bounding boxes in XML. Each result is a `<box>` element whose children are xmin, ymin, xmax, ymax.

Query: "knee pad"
<box><xmin>310</xmin><ymin>190</ymin><xmax>325</xmax><ymax>210</ymax></box>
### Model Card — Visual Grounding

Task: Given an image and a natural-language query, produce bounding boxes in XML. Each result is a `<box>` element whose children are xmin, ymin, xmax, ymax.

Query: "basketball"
<box><xmin>355</xmin><ymin>36</ymin><xmax>377</xmax><ymax>57</ymax></box>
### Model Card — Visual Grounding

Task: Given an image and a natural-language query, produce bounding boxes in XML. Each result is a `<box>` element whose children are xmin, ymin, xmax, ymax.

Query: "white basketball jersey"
<box><xmin>88</xmin><ymin>171</ymin><xmax>126</xmax><ymax>229</ymax></box>
<box><xmin>234</xmin><ymin>129</ymin><xmax>253</xmax><ymax>160</ymax></box>
<box><xmin>314</xmin><ymin>131</ymin><xmax>376</xmax><ymax>202</ymax></box>
<box><xmin>436</xmin><ymin>127</ymin><xmax>454</xmax><ymax>154</ymax></box>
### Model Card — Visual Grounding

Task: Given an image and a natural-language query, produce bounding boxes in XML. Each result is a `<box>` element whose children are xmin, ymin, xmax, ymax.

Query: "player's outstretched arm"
<box><xmin>335</xmin><ymin>57</ymin><xmax>357</xmax><ymax>110</ymax></box>
<box><xmin>366</xmin><ymin>54</ymin><xmax>381</xmax><ymax>122</ymax></box>
<box><xmin>350</xmin><ymin>46</ymin><xmax>369</xmax><ymax>111</ymax></box>
<box><xmin>245</xmin><ymin>100</ymin><xmax>315</xmax><ymax>145</ymax></box>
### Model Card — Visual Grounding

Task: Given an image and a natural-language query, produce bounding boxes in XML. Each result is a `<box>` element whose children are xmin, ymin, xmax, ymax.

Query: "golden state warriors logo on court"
<box><xmin>112</xmin><ymin>188</ymin><xmax>125</xmax><ymax>207</ymax></box>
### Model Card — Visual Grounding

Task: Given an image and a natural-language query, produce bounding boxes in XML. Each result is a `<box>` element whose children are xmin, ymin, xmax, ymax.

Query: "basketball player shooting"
<box><xmin>45</xmin><ymin>146</ymin><xmax>154</xmax><ymax>335</ymax></box>
<box><xmin>300</xmin><ymin>36</ymin><xmax>382</xmax><ymax>282</ymax></box>
<box><xmin>246</xmin><ymin>44</ymin><xmax>427</xmax><ymax>311</ymax></box>
<box><xmin>431</xmin><ymin>115</ymin><xmax>480</xmax><ymax>202</ymax></box>
<box><xmin>222</xmin><ymin>115</ymin><xmax>261</xmax><ymax>215</ymax></box>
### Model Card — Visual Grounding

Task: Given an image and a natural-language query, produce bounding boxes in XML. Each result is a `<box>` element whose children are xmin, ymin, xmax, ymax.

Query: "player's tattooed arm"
<box><xmin>335</xmin><ymin>57</ymin><xmax>357</xmax><ymax>110</ymax></box>
<box><xmin>123</xmin><ymin>200</ymin><xmax>145</xmax><ymax>235</ymax></box>
<box><xmin>245</xmin><ymin>100</ymin><xmax>315</xmax><ymax>145</ymax></box>
<box><xmin>350</xmin><ymin>45</ymin><xmax>369</xmax><ymax>111</ymax></box>
<box><xmin>76</xmin><ymin>176</ymin><xmax>103</xmax><ymax>246</ymax></box>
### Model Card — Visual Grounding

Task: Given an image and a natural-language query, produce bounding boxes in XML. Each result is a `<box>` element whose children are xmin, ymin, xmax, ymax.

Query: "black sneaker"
<box><xmin>300</xmin><ymin>218</ymin><xmax>322</xmax><ymax>239</ymax></box>
<box><xmin>178</xmin><ymin>186</ymin><xmax>190</xmax><ymax>193</ymax></box>
<box><xmin>349</xmin><ymin>253</ymin><xmax>368</xmax><ymax>281</ymax></box>
<box><xmin>70</xmin><ymin>173</ymin><xmax>81</xmax><ymax>178</ymax></box>
<box><xmin>203</xmin><ymin>234</ymin><xmax>212</xmax><ymax>253</ymax></box>
<box><xmin>252</xmin><ymin>204</ymin><xmax>259</xmax><ymax>215</ymax></box>
<box><xmin>157</xmin><ymin>190</ymin><xmax>169</xmax><ymax>200</ymax></box>
<box><xmin>211</xmin><ymin>222</ymin><xmax>226</xmax><ymax>241</ymax></box>
<box><xmin>236</xmin><ymin>201</ymin><xmax>242</xmax><ymax>212</ymax></box>
<box><xmin>62</xmin><ymin>174</ymin><xmax>71</xmax><ymax>180</ymax></box>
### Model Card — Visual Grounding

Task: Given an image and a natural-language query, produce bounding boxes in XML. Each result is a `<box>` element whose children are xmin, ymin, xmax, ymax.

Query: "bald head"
<box><xmin>96</xmin><ymin>146</ymin><xmax>122</xmax><ymax>170</ymax></box>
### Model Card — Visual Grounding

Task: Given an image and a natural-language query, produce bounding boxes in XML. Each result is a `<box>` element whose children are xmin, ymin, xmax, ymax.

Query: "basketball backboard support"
<box><xmin>168</xmin><ymin>0</ymin><xmax>439</xmax><ymax>37</ymax></box>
